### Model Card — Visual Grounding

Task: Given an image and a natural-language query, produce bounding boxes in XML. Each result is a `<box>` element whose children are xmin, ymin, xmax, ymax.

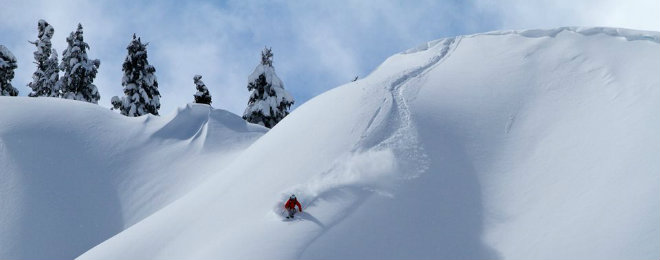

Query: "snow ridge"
<box><xmin>404</xmin><ymin>27</ymin><xmax>659</xmax><ymax>55</ymax></box>
<box><xmin>482</xmin><ymin>27</ymin><xmax>660</xmax><ymax>43</ymax></box>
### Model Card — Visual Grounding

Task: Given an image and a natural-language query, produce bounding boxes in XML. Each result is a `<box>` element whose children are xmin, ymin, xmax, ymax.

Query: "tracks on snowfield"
<box><xmin>360</xmin><ymin>36</ymin><xmax>462</xmax><ymax>178</ymax></box>
<box><xmin>294</xmin><ymin>37</ymin><xmax>462</xmax><ymax>258</ymax></box>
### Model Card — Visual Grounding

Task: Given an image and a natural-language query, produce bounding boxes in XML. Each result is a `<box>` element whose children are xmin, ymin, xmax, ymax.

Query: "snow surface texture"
<box><xmin>1</xmin><ymin>27</ymin><xmax>658</xmax><ymax>259</ymax></box>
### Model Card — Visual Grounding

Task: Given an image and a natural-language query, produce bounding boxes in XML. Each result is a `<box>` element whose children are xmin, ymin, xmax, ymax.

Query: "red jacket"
<box><xmin>284</xmin><ymin>198</ymin><xmax>302</xmax><ymax>211</ymax></box>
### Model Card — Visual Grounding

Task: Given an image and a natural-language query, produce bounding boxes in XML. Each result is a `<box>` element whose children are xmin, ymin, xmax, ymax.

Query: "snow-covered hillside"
<box><xmin>2</xmin><ymin>27</ymin><xmax>659</xmax><ymax>260</ymax></box>
<box><xmin>0</xmin><ymin>99</ymin><xmax>266</xmax><ymax>259</ymax></box>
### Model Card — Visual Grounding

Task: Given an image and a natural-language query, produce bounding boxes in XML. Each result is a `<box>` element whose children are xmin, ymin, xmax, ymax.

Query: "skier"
<box><xmin>284</xmin><ymin>194</ymin><xmax>302</xmax><ymax>219</ymax></box>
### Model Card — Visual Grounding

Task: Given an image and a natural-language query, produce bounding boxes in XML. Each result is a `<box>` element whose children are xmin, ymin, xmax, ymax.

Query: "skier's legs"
<box><xmin>287</xmin><ymin>208</ymin><xmax>296</xmax><ymax>218</ymax></box>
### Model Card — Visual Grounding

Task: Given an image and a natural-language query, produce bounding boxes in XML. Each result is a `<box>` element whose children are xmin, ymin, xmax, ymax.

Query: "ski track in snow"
<box><xmin>363</xmin><ymin>36</ymin><xmax>460</xmax><ymax>176</ymax></box>
<box><xmin>295</xmin><ymin>37</ymin><xmax>462</xmax><ymax>256</ymax></box>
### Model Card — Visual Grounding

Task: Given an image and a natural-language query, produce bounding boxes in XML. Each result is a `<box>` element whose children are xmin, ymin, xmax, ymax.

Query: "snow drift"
<box><xmin>0</xmin><ymin>99</ymin><xmax>265</xmax><ymax>259</ymax></box>
<box><xmin>1</xmin><ymin>27</ymin><xmax>658</xmax><ymax>260</ymax></box>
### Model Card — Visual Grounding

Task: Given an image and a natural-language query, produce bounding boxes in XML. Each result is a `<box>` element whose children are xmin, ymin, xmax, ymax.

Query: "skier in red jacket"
<box><xmin>284</xmin><ymin>194</ymin><xmax>302</xmax><ymax>219</ymax></box>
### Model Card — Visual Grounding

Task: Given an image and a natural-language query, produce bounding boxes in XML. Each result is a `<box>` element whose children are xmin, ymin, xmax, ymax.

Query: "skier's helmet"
<box><xmin>290</xmin><ymin>194</ymin><xmax>296</xmax><ymax>200</ymax></box>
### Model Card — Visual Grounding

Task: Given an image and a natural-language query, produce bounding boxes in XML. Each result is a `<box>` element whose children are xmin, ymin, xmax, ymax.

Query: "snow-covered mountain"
<box><xmin>1</xmin><ymin>27</ymin><xmax>658</xmax><ymax>260</ymax></box>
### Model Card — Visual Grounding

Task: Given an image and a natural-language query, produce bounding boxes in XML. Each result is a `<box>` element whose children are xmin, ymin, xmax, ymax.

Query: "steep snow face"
<box><xmin>407</xmin><ymin>27</ymin><xmax>659</xmax><ymax>259</ymax></box>
<box><xmin>78</xmin><ymin>27</ymin><xmax>659</xmax><ymax>260</ymax></box>
<box><xmin>0</xmin><ymin>99</ymin><xmax>266</xmax><ymax>260</ymax></box>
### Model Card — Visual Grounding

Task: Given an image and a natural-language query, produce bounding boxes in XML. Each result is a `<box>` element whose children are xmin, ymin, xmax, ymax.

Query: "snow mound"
<box><xmin>0</xmin><ymin>98</ymin><xmax>265</xmax><ymax>260</ymax></box>
<box><xmin>78</xmin><ymin>27</ymin><xmax>659</xmax><ymax>260</ymax></box>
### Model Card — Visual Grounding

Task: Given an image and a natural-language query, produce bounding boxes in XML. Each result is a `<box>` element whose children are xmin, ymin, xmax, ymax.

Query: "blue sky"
<box><xmin>1</xmin><ymin>0</ymin><xmax>658</xmax><ymax>116</ymax></box>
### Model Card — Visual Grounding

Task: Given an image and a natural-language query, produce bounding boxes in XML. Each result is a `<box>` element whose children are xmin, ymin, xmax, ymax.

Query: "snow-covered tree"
<box><xmin>111</xmin><ymin>34</ymin><xmax>160</xmax><ymax>116</ymax></box>
<box><xmin>193</xmin><ymin>75</ymin><xmax>211</xmax><ymax>105</ymax></box>
<box><xmin>242</xmin><ymin>47</ymin><xmax>294</xmax><ymax>128</ymax></box>
<box><xmin>28</xmin><ymin>19</ymin><xmax>60</xmax><ymax>97</ymax></box>
<box><xmin>0</xmin><ymin>45</ymin><xmax>19</xmax><ymax>96</ymax></box>
<box><xmin>59</xmin><ymin>23</ymin><xmax>101</xmax><ymax>103</ymax></box>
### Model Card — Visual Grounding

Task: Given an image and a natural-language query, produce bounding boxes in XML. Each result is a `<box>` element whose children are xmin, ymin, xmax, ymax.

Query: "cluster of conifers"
<box><xmin>0</xmin><ymin>20</ymin><xmax>295</xmax><ymax>128</ymax></box>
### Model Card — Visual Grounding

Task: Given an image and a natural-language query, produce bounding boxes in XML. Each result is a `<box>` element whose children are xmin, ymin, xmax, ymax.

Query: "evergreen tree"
<box><xmin>111</xmin><ymin>34</ymin><xmax>160</xmax><ymax>116</ymax></box>
<box><xmin>59</xmin><ymin>23</ymin><xmax>101</xmax><ymax>103</ymax></box>
<box><xmin>193</xmin><ymin>75</ymin><xmax>212</xmax><ymax>105</ymax></box>
<box><xmin>0</xmin><ymin>45</ymin><xmax>19</xmax><ymax>96</ymax></box>
<box><xmin>242</xmin><ymin>47</ymin><xmax>294</xmax><ymax>128</ymax></box>
<box><xmin>28</xmin><ymin>19</ymin><xmax>60</xmax><ymax>97</ymax></box>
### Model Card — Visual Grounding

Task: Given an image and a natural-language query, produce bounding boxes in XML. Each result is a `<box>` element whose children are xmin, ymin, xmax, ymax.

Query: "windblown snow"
<box><xmin>1</xmin><ymin>27</ymin><xmax>658</xmax><ymax>260</ymax></box>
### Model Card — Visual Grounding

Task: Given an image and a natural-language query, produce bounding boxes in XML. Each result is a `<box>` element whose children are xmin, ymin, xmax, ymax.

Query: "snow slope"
<box><xmin>75</xmin><ymin>27</ymin><xmax>659</xmax><ymax>259</ymax></box>
<box><xmin>0</xmin><ymin>99</ymin><xmax>266</xmax><ymax>259</ymax></box>
<box><xmin>1</xmin><ymin>27</ymin><xmax>658</xmax><ymax>260</ymax></box>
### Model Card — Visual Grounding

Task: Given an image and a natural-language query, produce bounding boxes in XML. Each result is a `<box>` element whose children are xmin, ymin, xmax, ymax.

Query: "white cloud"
<box><xmin>476</xmin><ymin>0</ymin><xmax>660</xmax><ymax>31</ymax></box>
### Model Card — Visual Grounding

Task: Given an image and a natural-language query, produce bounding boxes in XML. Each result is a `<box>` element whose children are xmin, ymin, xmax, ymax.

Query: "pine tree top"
<box><xmin>63</xmin><ymin>23</ymin><xmax>91</xmax><ymax>59</ymax></box>
<box><xmin>261</xmin><ymin>47</ymin><xmax>273</xmax><ymax>66</ymax></box>
<box><xmin>30</xmin><ymin>20</ymin><xmax>54</xmax><ymax>59</ymax></box>
<box><xmin>194</xmin><ymin>74</ymin><xmax>203</xmax><ymax>83</ymax></box>
<box><xmin>128</xmin><ymin>33</ymin><xmax>149</xmax><ymax>48</ymax></box>
<box><xmin>113</xmin><ymin>34</ymin><xmax>160</xmax><ymax>116</ymax></box>
<box><xmin>61</xmin><ymin>23</ymin><xmax>98</xmax><ymax>70</ymax></box>
<box><xmin>37</xmin><ymin>19</ymin><xmax>54</xmax><ymax>40</ymax></box>
<box><xmin>124</xmin><ymin>34</ymin><xmax>150</xmax><ymax>65</ymax></box>
<box><xmin>72</xmin><ymin>24</ymin><xmax>84</xmax><ymax>42</ymax></box>
<box><xmin>0</xmin><ymin>45</ymin><xmax>17</xmax><ymax>67</ymax></box>
<box><xmin>59</xmin><ymin>23</ymin><xmax>100</xmax><ymax>103</ymax></box>
<box><xmin>0</xmin><ymin>45</ymin><xmax>16</xmax><ymax>62</ymax></box>
<box><xmin>193</xmin><ymin>74</ymin><xmax>212</xmax><ymax>105</ymax></box>
<box><xmin>30</xmin><ymin>20</ymin><xmax>54</xmax><ymax>54</ymax></box>
<box><xmin>243</xmin><ymin>47</ymin><xmax>293</xmax><ymax>128</ymax></box>
<box><xmin>27</xmin><ymin>19</ymin><xmax>59</xmax><ymax>98</ymax></box>
<box><xmin>122</xmin><ymin>34</ymin><xmax>155</xmax><ymax>86</ymax></box>
<box><xmin>0</xmin><ymin>45</ymin><xmax>19</xmax><ymax>96</ymax></box>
